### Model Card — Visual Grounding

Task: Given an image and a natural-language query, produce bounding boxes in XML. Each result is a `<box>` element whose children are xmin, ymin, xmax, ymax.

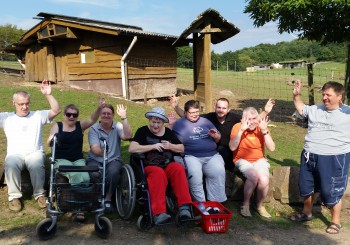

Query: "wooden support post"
<box><xmin>307</xmin><ymin>63</ymin><xmax>314</xmax><ymax>105</ymax></box>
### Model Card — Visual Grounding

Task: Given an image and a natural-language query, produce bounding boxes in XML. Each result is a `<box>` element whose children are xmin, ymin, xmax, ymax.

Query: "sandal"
<box><xmin>240</xmin><ymin>205</ymin><xmax>252</xmax><ymax>217</ymax></box>
<box><xmin>326</xmin><ymin>222</ymin><xmax>341</xmax><ymax>234</ymax></box>
<box><xmin>290</xmin><ymin>213</ymin><xmax>313</xmax><ymax>222</ymax></box>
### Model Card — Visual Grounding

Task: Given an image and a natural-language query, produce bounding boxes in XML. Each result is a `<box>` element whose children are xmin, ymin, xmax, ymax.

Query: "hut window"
<box><xmin>39</xmin><ymin>28</ymin><xmax>49</xmax><ymax>38</ymax></box>
<box><xmin>80</xmin><ymin>50</ymin><xmax>95</xmax><ymax>64</ymax></box>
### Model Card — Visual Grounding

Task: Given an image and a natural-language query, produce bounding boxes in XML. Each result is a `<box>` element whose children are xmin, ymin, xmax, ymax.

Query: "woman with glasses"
<box><xmin>47</xmin><ymin>99</ymin><xmax>104</xmax><ymax>221</ymax></box>
<box><xmin>47</xmin><ymin>100</ymin><xmax>105</xmax><ymax>182</ymax></box>
<box><xmin>172</xmin><ymin>100</ymin><xmax>227</xmax><ymax>204</ymax></box>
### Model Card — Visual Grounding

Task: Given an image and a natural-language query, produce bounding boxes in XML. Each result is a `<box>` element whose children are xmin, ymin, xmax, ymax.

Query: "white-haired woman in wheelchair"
<box><xmin>128</xmin><ymin>107</ymin><xmax>192</xmax><ymax>225</ymax></box>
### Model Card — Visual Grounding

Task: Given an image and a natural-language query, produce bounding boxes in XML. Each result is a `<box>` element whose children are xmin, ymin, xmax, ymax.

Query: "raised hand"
<box><xmin>264</xmin><ymin>98</ymin><xmax>276</xmax><ymax>114</ymax></box>
<box><xmin>98</xmin><ymin>98</ymin><xmax>105</xmax><ymax>108</ymax></box>
<box><xmin>240</xmin><ymin>115</ymin><xmax>250</xmax><ymax>132</ymax></box>
<box><xmin>168</xmin><ymin>94</ymin><xmax>179</xmax><ymax>108</ymax></box>
<box><xmin>40</xmin><ymin>80</ymin><xmax>52</xmax><ymax>95</ymax></box>
<box><xmin>116</xmin><ymin>104</ymin><xmax>127</xmax><ymax>118</ymax></box>
<box><xmin>259</xmin><ymin>115</ymin><xmax>270</xmax><ymax>132</ymax></box>
<box><xmin>293</xmin><ymin>80</ymin><xmax>302</xmax><ymax>96</ymax></box>
<box><xmin>168</xmin><ymin>111</ymin><xmax>177</xmax><ymax>125</ymax></box>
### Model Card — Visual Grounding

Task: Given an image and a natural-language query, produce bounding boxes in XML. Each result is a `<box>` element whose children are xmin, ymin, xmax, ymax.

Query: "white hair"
<box><xmin>242</xmin><ymin>107</ymin><xmax>258</xmax><ymax>117</ymax></box>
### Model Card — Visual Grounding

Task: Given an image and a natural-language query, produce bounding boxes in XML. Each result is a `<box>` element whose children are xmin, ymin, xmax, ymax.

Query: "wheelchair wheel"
<box><xmin>116</xmin><ymin>164</ymin><xmax>136</xmax><ymax>220</ymax></box>
<box><xmin>137</xmin><ymin>215</ymin><xmax>151</xmax><ymax>231</ymax></box>
<box><xmin>95</xmin><ymin>216</ymin><xmax>112</xmax><ymax>239</ymax></box>
<box><xmin>36</xmin><ymin>218</ymin><xmax>57</xmax><ymax>241</ymax></box>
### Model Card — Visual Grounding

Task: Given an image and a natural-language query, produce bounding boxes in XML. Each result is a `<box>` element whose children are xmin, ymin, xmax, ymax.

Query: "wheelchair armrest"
<box><xmin>131</xmin><ymin>153</ymin><xmax>145</xmax><ymax>159</ymax></box>
<box><xmin>58</xmin><ymin>165</ymin><xmax>99</xmax><ymax>172</ymax></box>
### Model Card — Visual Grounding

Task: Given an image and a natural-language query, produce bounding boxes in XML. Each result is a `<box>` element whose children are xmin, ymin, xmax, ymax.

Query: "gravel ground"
<box><xmin>1</xmin><ymin>205</ymin><xmax>350</xmax><ymax>245</ymax></box>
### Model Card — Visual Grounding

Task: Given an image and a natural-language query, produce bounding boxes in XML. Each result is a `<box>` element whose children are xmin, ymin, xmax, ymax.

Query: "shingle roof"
<box><xmin>173</xmin><ymin>8</ymin><xmax>240</xmax><ymax>46</ymax></box>
<box><xmin>36</xmin><ymin>12</ymin><xmax>179</xmax><ymax>39</ymax></box>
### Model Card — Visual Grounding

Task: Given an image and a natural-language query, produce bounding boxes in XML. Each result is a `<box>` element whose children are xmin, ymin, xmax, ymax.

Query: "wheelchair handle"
<box><xmin>99</xmin><ymin>137</ymin><xmax>109</xmax><ymax>152</ymax></box>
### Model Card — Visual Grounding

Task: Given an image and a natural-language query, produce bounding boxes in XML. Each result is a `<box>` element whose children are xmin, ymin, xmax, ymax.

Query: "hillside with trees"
<box><xmin>0</xmin><ymin>24</ymin><xmax>26</xmax><ymax>60</ymax></box>
<box><xmin>177</xmin><ymin>40</ymin><xmax>347</xmax><ymax>71</ymax></box>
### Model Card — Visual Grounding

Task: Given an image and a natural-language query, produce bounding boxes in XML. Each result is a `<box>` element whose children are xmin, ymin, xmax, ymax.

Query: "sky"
<box><xmin>1</xmin><ymin>0</ymin><xmax>296</xmax><ymax>54</ymax></box>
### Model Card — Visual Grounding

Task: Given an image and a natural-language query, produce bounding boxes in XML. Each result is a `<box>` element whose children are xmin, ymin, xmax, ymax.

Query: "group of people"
<box><xmin>1</xmin><ymin>79</ymin><xmax>349</xmax><ymax>234</ymax></box>
<box><xmin>2</xmin><ymin>80</ymin><xmax>133</xmax><ymax>218</ymax></box>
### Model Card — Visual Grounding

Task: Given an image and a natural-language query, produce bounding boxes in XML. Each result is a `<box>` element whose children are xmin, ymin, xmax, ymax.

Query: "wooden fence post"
<box><xmin>307</xmin><ymin>63</ymin><xmax>315</xmax><ymax>105</ymax></box>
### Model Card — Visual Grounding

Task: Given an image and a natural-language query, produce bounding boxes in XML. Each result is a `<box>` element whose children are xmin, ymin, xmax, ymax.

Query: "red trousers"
<box><xmin>144</xmin><ymin>162</ymin><xmax>192</xmax><ymax>216</ymax></box>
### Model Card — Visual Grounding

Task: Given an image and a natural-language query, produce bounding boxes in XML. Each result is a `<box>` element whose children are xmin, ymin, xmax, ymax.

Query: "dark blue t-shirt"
<box><xmin>172</xmin><ymin>117</ymin><xmax>218</xmax><ymax>157</ymax></box>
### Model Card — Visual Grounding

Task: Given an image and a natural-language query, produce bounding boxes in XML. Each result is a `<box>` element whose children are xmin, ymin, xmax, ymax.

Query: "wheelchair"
<box><xmin>36</xmin><ymin>135</ymin><xmax>112</xmax><ymax>240</ymax></box>
<box><xmin>121</xmin><ymin>153</ymin><xmax>198</xmax><ymax>231</ymax></box>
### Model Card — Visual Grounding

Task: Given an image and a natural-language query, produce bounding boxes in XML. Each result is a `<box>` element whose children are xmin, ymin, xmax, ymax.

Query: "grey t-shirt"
<box><xmin>88</xmin><ymin>121</ymin><xmax>123</xmax><ymax>162</ymax></box>
<box><xmin>303</xmin><ymin>104</ymin><xmax>350</xmax><ymax>155</ymax></box>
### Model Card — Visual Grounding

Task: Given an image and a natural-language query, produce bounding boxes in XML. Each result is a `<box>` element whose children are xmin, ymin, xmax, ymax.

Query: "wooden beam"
<box><xmin>191</xmin><ymin>27</ymin><xmax>230</xmax><ymax>34</ymax></box>
<box><xmin>51</xmin><ymin>20</ymin><xmax>120</xmax><ymax>36</ymax></box>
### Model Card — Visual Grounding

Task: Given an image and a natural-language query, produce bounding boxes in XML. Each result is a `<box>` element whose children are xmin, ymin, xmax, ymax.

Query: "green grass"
<box><xmin>0</xmin><ymin>60</ymin><xmax>22</xmax><ymax>69</ymax></box>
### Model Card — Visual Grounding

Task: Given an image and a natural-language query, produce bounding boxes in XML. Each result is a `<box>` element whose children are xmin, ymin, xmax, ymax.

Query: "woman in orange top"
<box><xmin>229</xmin><ymin>107</ymin><xmax>275</xmax><ymax>218</ymax></box>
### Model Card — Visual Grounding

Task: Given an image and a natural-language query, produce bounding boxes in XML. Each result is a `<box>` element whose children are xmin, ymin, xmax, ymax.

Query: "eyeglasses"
<box><xmin>15</xmin><ymin>102</ymin><xmax>30</xmax><ymax>107</ymax></box>
<box><xmin>187</xmin><ymin>110</ymin><xmax>200</xmax><ymax>115</ymax></box>
<box><xmin>65</xmin><ymin>112</ymin><xmax>78</xmax><ymax>118</ymax></box>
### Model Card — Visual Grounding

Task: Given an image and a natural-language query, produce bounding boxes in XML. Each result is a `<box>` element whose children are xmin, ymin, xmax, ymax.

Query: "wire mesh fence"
<box><xmin>176</xmin><ymin>63</ymin><xmax>345</xmax><ymax>165</ymax></box>
<box><xmin>177</xmin><ymin>63</ymin><xmax>345</xmax><ymax>124</ymax></box>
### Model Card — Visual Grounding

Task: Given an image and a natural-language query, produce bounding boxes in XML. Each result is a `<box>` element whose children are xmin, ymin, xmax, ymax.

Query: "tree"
<box><xmin>0</xmin><ymin>24</ymin><xmax>26</xmax><ymax>61</ymax></box>
<box><xmin>0</xmin><ymin>24</ymin><xmax>25</xmax><ymax>49</ymax></box>
<box><xmin>244</xmin><ymin>0</ymin><xmax>350</xmax><ymax>101</ymax></box>
<box><xmin>176</xmin><ymin>46</ymin><xmax>193</xmax><ymax>68</ymax></box>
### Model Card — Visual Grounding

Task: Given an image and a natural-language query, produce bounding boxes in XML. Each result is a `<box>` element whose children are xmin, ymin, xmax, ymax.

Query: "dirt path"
<box><xmin>1</xmin><ymin>215</ymin><xmax>350</xmax><ymax>245</ymax></box>
<box><xmin>1</xmin><ymin>197</ymin><xmax>350</xmax><ymax>245</ymax></box>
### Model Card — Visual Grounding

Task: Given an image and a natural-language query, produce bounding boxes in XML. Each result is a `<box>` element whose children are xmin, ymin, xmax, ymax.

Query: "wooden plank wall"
<box><xmin>23</xmin><ymin>29</ymin><xmax>178</xmax><ymax>100</ymax></box>
<box><xmin>66</xmin><ymin>33</ymin><xmax>123</xmax><ymax>81</ymax></box>
<box><xmin>25</xmin><ymin>44</ymin><xmax>49</xmax><ymax>82</ymax></box>
<box><xmin>54</xmin><ymin>46</ymin><xmax>68</xmax><ymax>82</ymax></box>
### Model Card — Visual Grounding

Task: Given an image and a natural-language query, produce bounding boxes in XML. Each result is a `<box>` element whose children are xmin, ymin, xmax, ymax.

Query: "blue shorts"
<box><xmin>299</xmin><ymin>150</ymin><xmax>350</xmax><ymax>206</ymax></box>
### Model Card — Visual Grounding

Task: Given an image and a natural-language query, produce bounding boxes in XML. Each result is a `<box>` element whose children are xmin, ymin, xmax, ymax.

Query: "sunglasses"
<box><xmin>65</xmin><ymin>112</ymin><xmax>78</xmax><ymax>118</ymax></box>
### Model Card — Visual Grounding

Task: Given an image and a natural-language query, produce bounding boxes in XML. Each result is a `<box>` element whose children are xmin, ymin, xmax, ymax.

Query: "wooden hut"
<box><xmin>4</xmin><ymin>12</ymin><xmax>188</xmax><ymax>100</ymax></box>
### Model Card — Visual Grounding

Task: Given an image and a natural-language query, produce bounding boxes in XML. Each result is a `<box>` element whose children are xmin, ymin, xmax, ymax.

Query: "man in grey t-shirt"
<box><xmin>87</xmin><ymin>104</ymin><xmax>132</xmax><ymax>212</ymax></box>
<box><xmin>290</xmin><ymin>80</ymin><xmax>350</xmax><ymax>234</ymax></box>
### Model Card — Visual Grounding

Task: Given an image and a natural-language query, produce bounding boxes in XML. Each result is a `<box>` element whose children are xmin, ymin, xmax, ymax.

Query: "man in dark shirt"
<box><xmin>169</xmin><ymin>97</ymin><xmax>275</xmax><ymax>171</ymax></box>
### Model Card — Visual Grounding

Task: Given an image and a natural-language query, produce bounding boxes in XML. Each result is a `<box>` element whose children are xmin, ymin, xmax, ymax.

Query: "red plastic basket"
<box><xmin>192</xmin><ymin>201</ymin><xmax>233</xmax><ymax>233</ymax></box>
